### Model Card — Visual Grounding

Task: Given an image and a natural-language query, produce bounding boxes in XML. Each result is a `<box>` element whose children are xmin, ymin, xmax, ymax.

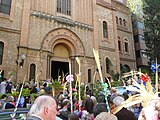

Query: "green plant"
<box><xmin>79</xmin><ymin>83</ymin><xmax>85</xmax><ymax>100</ymax></box>
<box><xmin>90</xmin><ymin>81</ymin><xmax>103</xmax><ymax>98</ymax></box>
<box><xmin>111</xmin><ymin>72</ymin><xmax>120</xmax><ymax>81</ymax></box>
<box><xmin>52</xmin><ymin>81</ymin><xmax>63</xmax><ymax>90</ymax></box>
<box><xmin>111</xmin><ymin>81</ymin><xmax>123</xmax><ymax>87</ymax></box>
<box><xmin>21</xmin><ymin>88</ymin><xmax>30</xmax><ymax>96</ymax></box>
<box><xmin>12</xmin><ymin>91</ymin><xmax>19</xmax><ymax>97</ymax></box>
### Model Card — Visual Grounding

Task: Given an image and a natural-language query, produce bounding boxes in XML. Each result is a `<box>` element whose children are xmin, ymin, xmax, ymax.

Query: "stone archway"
<box><xmin>41</xmin><ymin>28</ymin><xmax>85</xmax><ymax>79</ymax></box>
<box><xmin>41</xmin><ymin>28</ymin><xmax>85</xmax><ymax>56</ymax></box>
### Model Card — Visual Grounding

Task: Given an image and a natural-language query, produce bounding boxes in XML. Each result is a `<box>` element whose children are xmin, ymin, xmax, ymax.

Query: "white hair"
<box><xmin>113</xmin><ymin>96</ymin><xmax>124</xmax><ymax>107</ymax></box>
<box><xmin>28</xmin><ymin>95</ymin><xmax>55</xmax><ymax>116</ymax></box>
<box><xmin>95</xmin><ymin>112</ymin><xmax>117</xmax><ymax>120</ymax></box>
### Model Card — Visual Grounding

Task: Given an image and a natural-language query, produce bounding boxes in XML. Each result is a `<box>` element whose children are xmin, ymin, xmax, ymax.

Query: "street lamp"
<box><xmin>16</xmin><ymin>54</ymin><xmax>26</xmax><ymax>68</ymax></box>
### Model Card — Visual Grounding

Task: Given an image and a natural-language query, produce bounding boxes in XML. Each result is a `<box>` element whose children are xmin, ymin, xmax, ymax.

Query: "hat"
<box><xmin>95</xmin><ymin>112</ymin><xmax>117</xmax><ymax>120</ymax></box>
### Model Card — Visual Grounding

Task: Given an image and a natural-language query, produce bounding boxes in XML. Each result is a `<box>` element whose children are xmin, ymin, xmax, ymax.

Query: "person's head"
<box><xmin>110</xmin><ymin>87</ymin><xmax>117</xmax><ymax>94</ymax></box>
<box><xmin>68</xmin><ymin>113</ymin><xmax>79</xmax><ymax>120</ymax></box>
<box><xmin>94</xmin><ymin>112</ymin><xmax>117</xmax><ymax>120</ymax></box>
<box><xmin>84</xmin><ymin>98</ymin><xmax>94</xmax><ymax>114</ymax></box>
<box><xmin>58</xmin><ymin>94</ymin><xmax>65</xmax><ymax>103</ymax></box>
<box><xmin>28</xmin><ymin>95</ymin><xmax>57</xmax><ymax>120</ymax></box>
<box><xmin>90</xmin><ymin>96</ymin><xmax>97</xmax><ymax>107</ymax></box>
<box><xmin>7</xmin><ymin>96</ymin><xmax>14</xmax><ymax>102</ymax></box>
<box><xmin>61</xmin><ymin>100</ymin><xmax>70</xmax><ymax>108</ymax></box>
<box><xmin>113</xmin><ymin>96</ymin><xmax>124</xmax><ymax>107</ymax></box>
<box><xmin>93</xmin><ymin>103</ymin><xmax>108</xmax><ymax>118</ymax></box>
<box><xmin>97</xmin><ymin>94</ymin><xmax>106</xmax><ymax>103</ymax></box>
<box><xmin>43</xmin><ymin>82</ymin><xmax>47</xmax><ymax>87</ymax></box>
<box><xmin>1</xmin><ymin>94</ymin><xmax>7</xmax><ymax>100</ymax></box>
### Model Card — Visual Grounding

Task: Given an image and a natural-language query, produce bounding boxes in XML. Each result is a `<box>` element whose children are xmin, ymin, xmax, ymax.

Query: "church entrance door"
<box><xmin>51</xmin><ymin>61</ymin><xmax>69</xmax><ymax>81</ymax></box>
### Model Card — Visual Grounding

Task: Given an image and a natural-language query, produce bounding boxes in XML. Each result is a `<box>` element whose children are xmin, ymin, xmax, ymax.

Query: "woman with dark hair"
<box><xmin>80</xmin><ymin>98</ymin><xmax>94</xmax><ymax>120</ymax></box>
<box><xmin>93</xmin><ymin>103</ymin><xmax>108</xmax><ymax>118</ymax></box>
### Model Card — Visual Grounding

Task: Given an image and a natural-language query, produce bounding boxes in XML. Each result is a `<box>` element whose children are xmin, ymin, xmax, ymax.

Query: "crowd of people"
<box><xmin>0</xmin><ymin>77</ymin><xmax>160</xmax><ymax>120</ymax></box>
<box><xmin>26</xmin><ymin>87</ymin><xmax>160</xmax><ymax>120</ymax></box>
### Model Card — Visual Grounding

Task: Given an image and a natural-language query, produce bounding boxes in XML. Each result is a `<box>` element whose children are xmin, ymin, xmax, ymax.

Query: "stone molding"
<box><xmin>31</xmin><ymin>11</ymin><xmax>93</xmax><ymax>30</ymax></box>
<box><xmin>42</xmin><ymin>28</ymin><xmax>85</xmax><ymax>56</ymax></box>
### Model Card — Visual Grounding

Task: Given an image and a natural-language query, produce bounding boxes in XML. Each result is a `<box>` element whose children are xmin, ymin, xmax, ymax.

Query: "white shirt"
<box><xmin>30</xmin><ymin>114</ymin><xmax>43</xmax><ymax>120</ymax></box>
<box><xmin>0</xmin><ymin>81</ymin><xmax>6</xmax><ymax>94</ymax></box>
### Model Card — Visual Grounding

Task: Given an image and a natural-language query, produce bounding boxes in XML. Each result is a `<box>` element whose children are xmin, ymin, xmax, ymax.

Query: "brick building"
<box><xmin>0</xmin><ymin>0</ymin><xmax>136</xmax><ymax>83</ymax></box>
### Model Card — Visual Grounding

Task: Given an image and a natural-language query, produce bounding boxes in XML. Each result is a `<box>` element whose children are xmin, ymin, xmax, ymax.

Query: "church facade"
<box><xmin>0</xmin><ymin>0</ymin><xmax>136</xmax><ymax>83</ymax></box>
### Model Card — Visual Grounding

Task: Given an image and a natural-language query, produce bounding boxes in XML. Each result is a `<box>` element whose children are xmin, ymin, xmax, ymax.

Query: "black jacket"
<box><xmin>115</xmin><ymin>108</ymin><xmax>136</xmax><ymax>120</ymax></box>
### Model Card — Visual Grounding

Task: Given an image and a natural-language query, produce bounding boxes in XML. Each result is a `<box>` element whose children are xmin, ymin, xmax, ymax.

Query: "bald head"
<box><xmin>28</xmin><ymin>95</ymin><xmax>57</xmax><ymax>120</ymax></box>
<box><xmin>34</xmin><ymin>95</ymin><xmax>56</xmax><ymax>107</ymax></box>
<box><xmin>110</xmin><ymin>87</ymin><xmax>116</xmax><ymax>93</ymax></box>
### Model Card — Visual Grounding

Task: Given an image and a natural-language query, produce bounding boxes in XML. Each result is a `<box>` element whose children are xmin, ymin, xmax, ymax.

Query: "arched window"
<box><xmin>116</xmin><ymin>16</ymin><xmax>118</xmax><ymax>24</ymax></box>
<box><xmin>57</xmin><ymin>0</ymin><xmax>71</xmax><ymax>15</ymax></box>
<box><xmin>88</xmin><ymin>69</ymin><xmax>91</xmax><ymax>83</ymax></box>
<box><xmin>106</xmin><ymin>58</ymin><xmax>112</xmax><ymax>73</ymax></box>
<box><xmin>119</xmin><ymin>18</ymin><xmax>122</xmax><ymax>25</ymax></box>
<box><xmin>103</xmin><ymin>21</ymin><xmax>108</xmax><ymax>38</ymax></box>
<box><xmin>29</xmin><ymin>64</ymin><xmax>36</xmax><ymax>81</ymax></box>
<box><xmin>120</xmin><ymin>64</ymin><xmax>130</xmax><ymax>73</ymax></box>
<box><xmin>123</xmin><ymin>19</ymin><xmax>126</xmax><ymax>26</ymax></box>
<box><xmin>0</xmin><ymin>0</ymin><xmax>12</xmax><ymax>15</ymax></box>
<box><xmin>124</xmin><ymin>38</ymin><xmax>129</xmax><ymax>53</ymax></box>
<box><xmin>118</xmin><ymin>36</ymin><xmax>121</xmax><ymax>51</ymax></box>
<box><xmin>124</xmin><ymin>65</ymin><xmax>130</xmax><ymax>72</ymax></box>
<box><xmin>0</xmin><ymin>42</ymin><xmax>4</xmax><ymax>65</ymax></box>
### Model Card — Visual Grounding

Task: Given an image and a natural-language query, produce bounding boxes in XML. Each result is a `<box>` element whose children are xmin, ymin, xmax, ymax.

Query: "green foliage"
<box><xmin>126</xmin><ymin>0</ymin><xmax>143</xmax><ymax>17</ymax></box>
<box><xmin>10</xmin><ymin>88</ymin><xmax>31</xmax><ymax>97</ymax></box>
<box><xmin>30</xmin><ymin>93</ymin><xmax>39</xmax><ymax>102</ymax></box>
<box><xmin>51</xmin><ymin>81</ymin><xmax>63</xmax><ymax>90</ymax></box>
<box><xmin>110</xmin><ymin>71</ymin><xmax>120</xmax><ymax>81</ymax></box>
<box><xmin>21</xmin><ymin>88</ymin><xmax>30</xmax><ymax>96</ymax></box>
<box><xmin>75</xmin><ymin>81</ymin><xmax>104</xmax><ymax>100</ymax></box>
<box><xmin>0</xmin><ymin>94</ymin><xmax>12</xmax><ymax>98</ymax></box>
<box><xmin>80</xmin><ymin>83</ymin><xmax>86</xmax><ymax>100</ymax></box>
<box><xmin>141</xmin><ymin>67</ymin><xmax>150</xmax><ymax>74</ymax></box>
<box><xmin>90</xmin><ymin>81</ymin><xmax>103</xmax><ymax>98</ymax></box>
<box><xmin>150</xmin><ymin>75</ymin><xmax>155</xmax><ymax>84</ymax></box>
<box><xmin>111</xmin><ymin>81</ymin><xmax>123</xmax><ymax>87</ymax></box>
<box><xmin>143</xmin><ymin>0</ymin><xmax>160</xmax><ymax>63</ymax></box>
<box><xmin>127</xmin><ymin>0</ymin><xmax>160</xmax><ymax>65</ymax></box>
<box><xmin>12</xmin><ymin>92</ymin><xmax>19</xmax><ymax>97</ymax></box>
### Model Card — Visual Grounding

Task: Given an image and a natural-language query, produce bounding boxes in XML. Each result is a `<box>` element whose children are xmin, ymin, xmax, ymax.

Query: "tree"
<box><xmin>126</xmin><ymin>0</ymin><xmax>143</xmax><ymax>17</ymax></box>
<box><xmin>143</xmin><ymin>0</ymin><xmax>160</xmax><ymax>63</ymax></box>
<box><xmin>127</xmin><ymin>0</ymin><xmax>160</xmax><ymax>64</ymax></box>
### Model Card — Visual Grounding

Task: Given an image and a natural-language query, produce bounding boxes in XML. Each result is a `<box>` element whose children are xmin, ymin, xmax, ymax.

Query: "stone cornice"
<box><xmin>18</xmin><ymin>46</ymin><xmax>53</xmax><ymax>54</ymax></box>
<box><xmin>0</xmin><ymin>26</ymin><xmax>20</xmax><ymax>34</ymax></box>
<box><xmin>120</xmin><ymin>57</ymin><xmax>136</xmax><ymax>62</ymax></box>
<box><xmin>72</xmin><ymin>55</ymin><xmax>94</xmax><ymax>59</ymax></box>
<box><xmin>31</xmin><ymin>11</ymin><xmax>93</xmax><ymax>30</ymax></box>
<box><xmin>99</xmin><ymin>46</ymin><xmax>116</xmax><ymax>52</ymax></box>
<box><xmin>97</xmin><ymin>0</ymin><xmax>116</xmax><ymax>10</ymax></box>
<box><xmin>117</xmin><ymin>26</ymin><xmax>133</xmax><ymax>34</ymax></box>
